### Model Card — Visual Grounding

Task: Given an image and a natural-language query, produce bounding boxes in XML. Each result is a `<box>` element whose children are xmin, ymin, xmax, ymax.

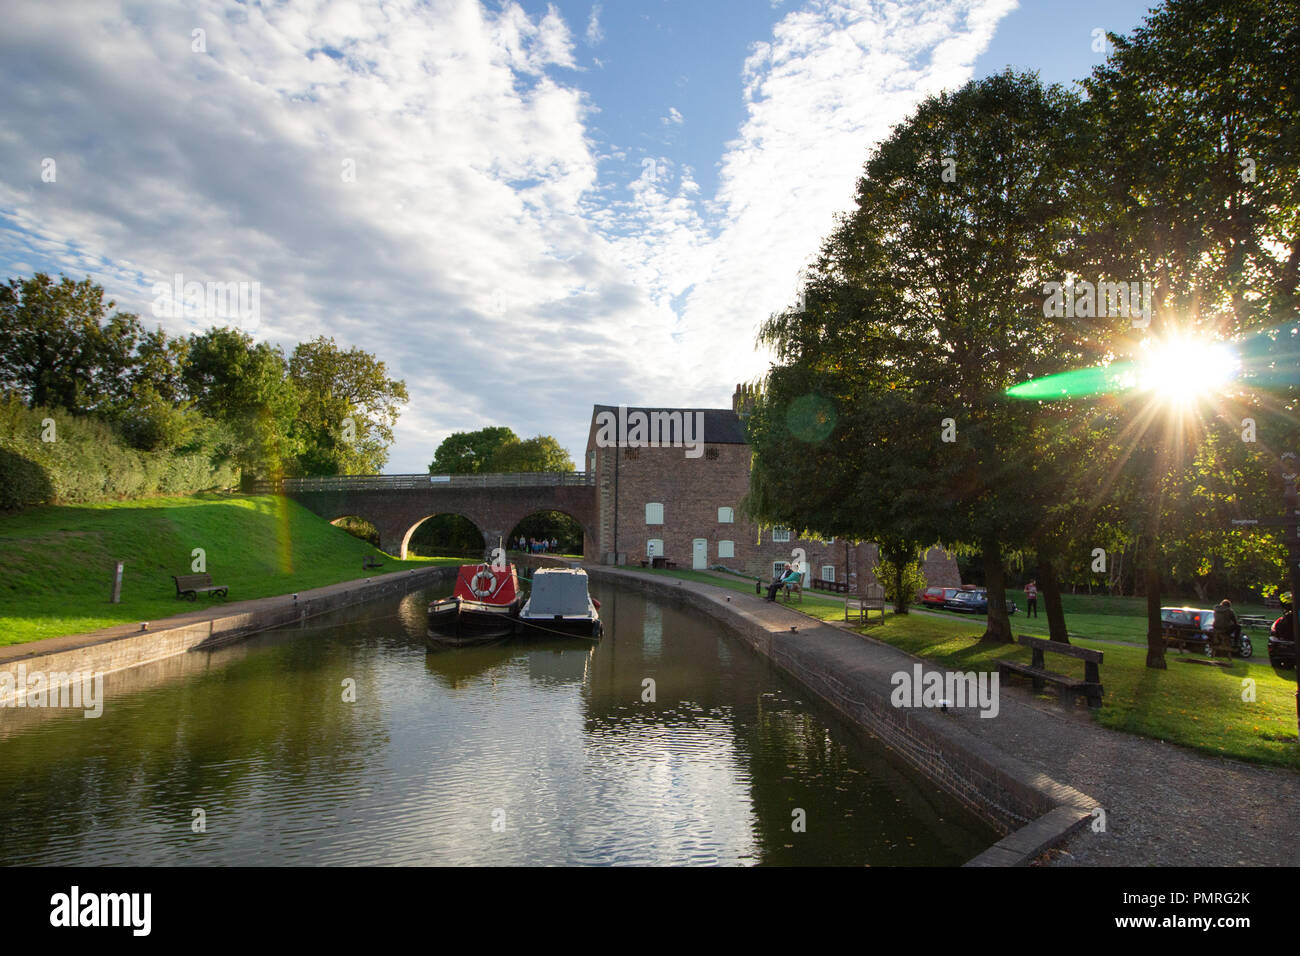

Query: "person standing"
<box><xmin>1025</xmin><ymin>580</ymin><xmax>1038</xmax><ymax>618</ymax></box>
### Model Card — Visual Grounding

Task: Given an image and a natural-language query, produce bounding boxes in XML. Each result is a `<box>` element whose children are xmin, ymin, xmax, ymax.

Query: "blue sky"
<box><xmin>0</xmin><ymin>0</ymin><xmax>1158</xmax><ymax>472</ymax></box>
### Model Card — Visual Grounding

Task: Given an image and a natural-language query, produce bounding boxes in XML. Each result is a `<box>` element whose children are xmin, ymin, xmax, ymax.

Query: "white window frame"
<box><xmin>772</xmin><ymin>561</ymin><xmax>786</xmax><ymax>580</ymax></box>
<box><xmin>645</xmin><ymin>502</ymin><xmax>664</xmax><ymax>525</ymax></box>
<box><xmin>718</xmin><ymin>507</ymin><xmax>734</xmax><ymax>524</ymax></box>
<box><xmin>772</xmin><ymin>527</ymin><xmax>791</xmax><ymax>543</ymax></box>
<box><xmin>821</xmin><ymin>565</ymin><xmax>836</xmax><ymax>582</ymax></box>
<box><xmin>718</xmin><ymin>540</ymin><xmax>735</xmax><ymax>559</ymax></box>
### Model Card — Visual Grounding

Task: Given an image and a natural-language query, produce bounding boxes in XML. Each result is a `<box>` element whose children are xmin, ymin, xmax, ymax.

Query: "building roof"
<box><xmin>590</xmin><ymin>405</ymin><xmax>749</xmax><ymax>444</ymax></box>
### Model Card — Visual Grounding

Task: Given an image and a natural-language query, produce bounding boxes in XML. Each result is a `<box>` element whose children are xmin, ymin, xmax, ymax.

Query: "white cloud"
<box><xmin>586</xmin><ymin>4</ymin><xmax>605</xmax><ymax>46</ymax></box>
<box><xmin>596</xmin><ymin>0</ymin><xmax>1018</xmax><ymax>405</ymax></box>
<box><xmin>661</xmin><ymin>107</ymin><xmax>684</xmax><ymax>126</ymax></box>
<box><xmin>0</xmin><ymin>0</ymin><xmax>1015</xmax><ymax>471</ymax></box>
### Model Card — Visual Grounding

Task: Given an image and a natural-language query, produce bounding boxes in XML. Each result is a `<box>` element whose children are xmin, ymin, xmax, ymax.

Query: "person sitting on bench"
<box><xmin>1212</xmin><ymin>598</ymin><xmax>1241</xmax><ymax>653</ymax></box>
<box><xmin>766</xmin><ymin>563</ymin><xmax>801</xmax><ymax>602</ymax></box>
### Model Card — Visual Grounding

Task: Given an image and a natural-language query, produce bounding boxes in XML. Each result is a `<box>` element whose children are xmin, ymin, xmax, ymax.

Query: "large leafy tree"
<box><xmin>182</xmin><ymin>328</ymin><xmax>300</xmax><ymax>479</ymax></box>
<box><xmin>428</xmin><ymin>426</ymin><xmax>519</xmax><ymax>474</ymax></box>
<box><xmin>1077</xmin><ymin>0</ymin><xmax>1300</xmax><ymax>666</ymax></box>
<box><xmin>488</xmin><ymin>435</ymin><xmax>575</xmax><ymax>473</ymax></box>
<box><xmin>289</xmin><ymin>336</ymin><xmax>409</xmax><ymax>476</ymax></box>
<box><xmin>749</xmin><ymin>71</ymin><xmax>1090</xmax><ymax>642</ymax></box>
<box><xmin>0</xmin><ymin>273</ymin><xmax>145</xmax><ymax>414</ymax></box>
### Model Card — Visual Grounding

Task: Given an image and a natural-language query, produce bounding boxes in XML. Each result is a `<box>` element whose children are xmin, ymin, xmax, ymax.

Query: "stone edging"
<box><xmin>0</xmin><ymin>565</ymin><xmax>456</xmax><ymax>706</ymax></box>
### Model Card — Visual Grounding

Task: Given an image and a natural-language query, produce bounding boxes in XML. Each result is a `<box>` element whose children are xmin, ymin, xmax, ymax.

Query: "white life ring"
<box><xmin>470</xmin><ymin>568</ymin><xmax>497</xmax><ymax>598</ymax></box>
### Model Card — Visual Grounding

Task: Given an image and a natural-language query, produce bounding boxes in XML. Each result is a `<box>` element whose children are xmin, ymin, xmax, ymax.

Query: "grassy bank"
<box><xmin>984</xmin><ymin>591</ymin><xmax>1281</xmax><ymax>643</ymax></box>
<box><xmin>0</xmin><ymin>493</ymin><xmax>459</xmax><ymax>646</ymax></box>
<box><xmin>858</xmin><ymin>612</ymin><xmax>1299</xmax><ymax>769</ymax></box>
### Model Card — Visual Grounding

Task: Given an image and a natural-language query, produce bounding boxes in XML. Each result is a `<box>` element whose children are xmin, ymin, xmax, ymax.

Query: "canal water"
<box><xmin>0</xmin><ymin>579</ymin><xmax>997</xmax><ymax>865</ymax></box>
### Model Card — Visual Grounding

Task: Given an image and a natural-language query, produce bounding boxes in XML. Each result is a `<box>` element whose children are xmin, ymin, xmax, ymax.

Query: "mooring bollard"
<box><xmin>111</xmin><ymin>561</ymin><xmax>124</xmax><ymax>604</ymax></box>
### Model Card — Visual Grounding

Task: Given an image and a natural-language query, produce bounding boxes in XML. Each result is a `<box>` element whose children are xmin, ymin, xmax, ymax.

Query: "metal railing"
<box><xmin>249</xmin><ymin>472</ymin><xmax>595</xmax><ymax>494</ymax></box>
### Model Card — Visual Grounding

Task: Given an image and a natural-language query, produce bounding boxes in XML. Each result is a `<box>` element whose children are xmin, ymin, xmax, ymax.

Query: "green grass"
<box><xmin>951</xmin><ymin>591</ymin><xmax>1280</xmax><ymax>644</ymax></box>
<box><xmin>860</xmin><ymin>612</ymin><xmax>1300</xmax><ymax>770</ymax></box>
<box><xmin>0</xmin><ymin>493</ymin><xmax>463</xmax><ymax>646</ymax></box>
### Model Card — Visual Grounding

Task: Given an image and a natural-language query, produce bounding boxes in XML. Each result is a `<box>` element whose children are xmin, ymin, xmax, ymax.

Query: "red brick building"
<box><xmin>583</xmin><ymin>387</ymin><xmax>959</xmax><ymax>594</ymax></box>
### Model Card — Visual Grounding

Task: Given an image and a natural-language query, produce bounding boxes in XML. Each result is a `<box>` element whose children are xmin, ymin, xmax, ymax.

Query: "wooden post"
<box><xmin>111</xmin><ymin>561</ymin><xmax>124</xmax><ymax>604</ymax></box>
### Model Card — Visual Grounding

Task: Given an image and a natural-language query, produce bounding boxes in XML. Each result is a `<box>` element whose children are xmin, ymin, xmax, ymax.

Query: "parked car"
<box><xmin>918</xmin><ymin>586</ymin><xmax>958</xmax><ymax>609</ymax></box>
<box><xmin>1159</xmin><ymin>606</ymin><xmax>1253</xmax><ymax>658</ymax></box>
<box><xmin>1268</xmin><ymin>611</ymin><xmax>1296</xmax><ymax>668</ymax></box>
<box><xmin>945</xmin><ymin>588</ymin><xmax>1019</xmax><ymax>615</ymax></box>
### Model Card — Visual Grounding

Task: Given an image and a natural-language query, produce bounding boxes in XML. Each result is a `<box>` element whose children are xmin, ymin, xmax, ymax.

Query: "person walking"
<box><xmin>1025</xmin><ymin>580</ymin><xmax>1038</xmax><ymax>618</ymax></box>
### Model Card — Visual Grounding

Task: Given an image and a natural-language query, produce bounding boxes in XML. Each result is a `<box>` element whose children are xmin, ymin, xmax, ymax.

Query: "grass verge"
<box><xmin>0</xmin><ymin>493</ymin><xmax>461</xmax><ymax>646</ymax></box>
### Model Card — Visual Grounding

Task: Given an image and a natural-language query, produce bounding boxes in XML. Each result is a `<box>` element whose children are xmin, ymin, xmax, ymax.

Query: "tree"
<box><xmin>429</xmin><ymin>426</ymin><xmax>519</xmax><ymax>475</ymax></box>
<box><xmin>749</xmin><ymin>71</ymin><xmax>1090</xmax><ymax>642</ymax></box>
<box><xmin>487</xmin><ymin>435</ymin><xmax>575</xmax><ymax>473</ymax></box>
<box><xmin>182</xmin><ymin>328</ymin><xmax>299</xmax><ymax>479</ymax></box>
<box><xmin>0</xmin><ymin>273</ymin><xmax>145</xmax><ymax>414</ymax></box>
<box><xmin>1077</xmin><ymin>0</ymin><xmax>1300</xmax><ymax>666</ymax></box>
<box><xmin>289</xmin><ymin>336</ymin><xmax>409</xmax><ymax>475</ymax></box>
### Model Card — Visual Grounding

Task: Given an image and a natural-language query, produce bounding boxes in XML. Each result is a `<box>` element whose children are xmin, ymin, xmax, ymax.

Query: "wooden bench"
<box><xmin>1160</xmin><ymin>622</ymin><xmax>1230</xmax><ymax>656</ymax></box>
<box><xmin>845</xmin><ymin>595</ymin><xmax>885</xmax><ymax>627</ymax></box>
<box><xmin>997</xmin><ymin>635</ymin><xmax>1103</xmax><ymax>708</ymax></box>
<box><xmin>173</xmin><ymin>573</ymin><xmax>229</xmax><ymax>601</ymax></box>
<box><xmin>811</xmin><ymin>577</ymin><xmax>850</xmax><ymax>594</ymax></box>
<box><xmin>779</xmin><ymin>581</ymin><xmax>803</xmax><ymax>603</ymax></box>
<box><xmin>1265</xmin><ymin>596</ymin><xmax>1282</xmax><ymax>609</ymax></box>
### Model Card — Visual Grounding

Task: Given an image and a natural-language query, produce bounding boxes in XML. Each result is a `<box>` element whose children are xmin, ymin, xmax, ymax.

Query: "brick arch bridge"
<box><xmin>258</xmin><ymin>473</ymin><xmax>597</xmax><ymax>559</ymax></box>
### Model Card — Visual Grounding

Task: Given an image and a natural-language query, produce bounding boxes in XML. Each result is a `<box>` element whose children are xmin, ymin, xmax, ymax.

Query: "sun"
<box><xmin>1136</xmin><ymin>336</ymin><xmax>1240</xmax><ymax>407</ymax></box>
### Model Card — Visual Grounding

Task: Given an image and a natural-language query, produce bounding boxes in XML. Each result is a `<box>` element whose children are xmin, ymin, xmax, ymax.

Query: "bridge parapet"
<box><xmin>253</xmin><ymin>471</ymin><xmax>598</xmax><ymax>559</ymax></box>
<box><xmin>250</xmin><ymin>471</ymin><xmax>594</xmax><ymax>493</ymax></box>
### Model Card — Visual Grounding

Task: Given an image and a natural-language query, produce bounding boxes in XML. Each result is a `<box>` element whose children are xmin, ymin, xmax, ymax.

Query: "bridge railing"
<box><xmin>248</xmin><ymin>472</ymin><xmax>595</xmax><ymax>493</ymax></box>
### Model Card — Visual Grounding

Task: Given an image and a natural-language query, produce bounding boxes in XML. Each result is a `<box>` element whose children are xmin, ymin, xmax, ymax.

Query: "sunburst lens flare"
<box><xmin>1136</xmin><ymin>337</ymin><xmax>1240</xmax><ymax>406</ymax></box>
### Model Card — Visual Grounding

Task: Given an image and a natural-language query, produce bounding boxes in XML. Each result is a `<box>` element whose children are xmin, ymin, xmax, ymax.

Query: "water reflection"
<box><xmin>0</xmin><ymin>578</ymin><xmax>996</xmax><ymax>865</ymax></box>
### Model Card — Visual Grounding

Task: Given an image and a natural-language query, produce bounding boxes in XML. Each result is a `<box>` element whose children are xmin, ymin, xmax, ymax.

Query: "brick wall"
<box><xmin>586</xmin><ymin>413</ymin><xmax>961</xmax><ymax>594</ymax></box>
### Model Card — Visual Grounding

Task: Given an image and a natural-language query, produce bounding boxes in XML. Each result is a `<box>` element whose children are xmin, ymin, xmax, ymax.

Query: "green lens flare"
<box><xmin>1006</xmin><ymin>362</ymin><xmax>1139</xmax><ymax>400</ymax></box>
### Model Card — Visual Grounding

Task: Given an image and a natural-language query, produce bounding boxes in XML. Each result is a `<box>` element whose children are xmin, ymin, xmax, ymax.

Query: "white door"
<box><xmin>692</xmin><ymin>538</ymin><xmax>707</xmax><ymax>570</ymax></box>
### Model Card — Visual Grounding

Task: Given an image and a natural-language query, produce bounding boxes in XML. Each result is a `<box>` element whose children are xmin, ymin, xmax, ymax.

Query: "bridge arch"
<box><xmin>401</xmin><ymin>511</ymin><xmax>489</xmax><ymax>560</ymax></box>
<box><xmin>505</xmin><ymin>507</ymin><xmax>592</xmax><ymax>556</ymax></box>
<box><xmin>275</xmin><ymin>472</ymin><xmax>597</xmax><ymax>561</ymax></box>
